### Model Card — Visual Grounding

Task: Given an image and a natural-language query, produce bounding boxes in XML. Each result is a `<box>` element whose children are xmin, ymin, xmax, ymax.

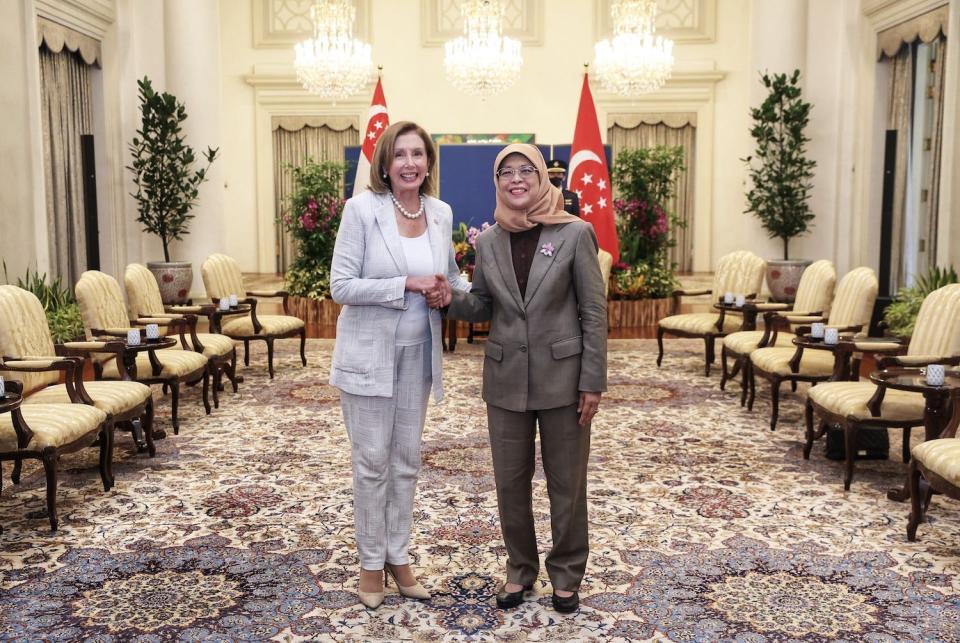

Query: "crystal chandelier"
<box><xmin>293</xmin><ymin>0</ymin><xmax>373</xmax><ymax>100</ymax></box>
<box><xmin>593</xmin><ymin>0</ymin><xmax>674</xmax><ymax>96</ymax></box>
<box><xmin>444</xmin><ymin>0</ymin><xmax>523</xmax><ymax>97</ymax></box>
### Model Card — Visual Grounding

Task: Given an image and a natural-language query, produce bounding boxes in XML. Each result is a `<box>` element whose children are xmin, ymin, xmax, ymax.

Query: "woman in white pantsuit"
<box><xmin>329</xmin><ymin>121</ymin><xmax>470</xmax><ymax>609</ymax></box>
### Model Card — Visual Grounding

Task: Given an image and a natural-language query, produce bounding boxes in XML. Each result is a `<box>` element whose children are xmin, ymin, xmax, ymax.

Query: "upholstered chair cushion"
<box><xmin>75</xmin><ymin>271</ymin><xmax>133</xmax><ymax>338</ymax></box>
<box><xmin>26</xmin><ymin>381</ymin><xmax>152</xmax><ymax>417</ymax></box>
<box><xmin>750</xmin><ymin>345</ymin><xmax>836</xmax><ymax>377</ymax></box>
<box><xmin>188</xmin><ymin>333</ymin><xmax>236</xmax><ymax>358</ymax></box>
<box><xmin>201</xmin><ymin>254</ymin><xmax>246</xmax><ymax>300</ymax></box>
<box><xmin>659</xmin><ymin>313</ymin><xmax>743</xmax><ymax>336</ymax></box>
<box><xmin>722</xmin><ymin>330</ymin><xmax>795</xmax><ymax>354</ymax></box>
<box><xmin>712</xmin><ymin>250</ymin><xmax>767</xmax><ymax>298</ymax></box>
<box><xmin>791</xmin><ymin>259</ymin><xmax>836</xmax><ymax>317</ymax></box>
<box><xmin>221</xmin><ymin>315</ymin><xmax>305</xmax><ymax>337</ymax></box>
<box><xmin>0</xmin><ymin>286</ymin><xmax>59</xmax><ymax>394</ymax></box>
<box><xmin>912</xmin><ymin>439</ymin><xmax>960</xmax><ymax>486</ymax></box>
<box><xmin>598</xmin><ymin>249</ymin><xmax>613</xmax><ymax>298</ymax></box>
<box><xmin>100</xmin><ymin>349</ymin><xmax>207</xmax><ymax>380</ymax></box>
<box><xmin>906</xmin><ymin>284</ymin><xmax>960</xmax><ymax>358</ymax></box>
<box><xmin>807</xmin><ymin>381</ymin><xmax>925</xmax><ymax>422</ymax></box>
<box><xmin>0</xmin><ymin>404</ymin><xmax>106</xmax><ymax>451</ymax></box>
<box><xmin>124</xmin><ymin>263</ymin><xmax>165</xmax><ymax>319</ymax></box>
<box><xmin>826</xmin><ymin>267</ymin><xmax>878</xmax><ymax>328</ymax></box>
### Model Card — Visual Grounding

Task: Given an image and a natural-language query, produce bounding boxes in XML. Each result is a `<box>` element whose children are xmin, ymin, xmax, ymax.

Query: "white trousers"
<box><xmin>340</xmin><ymin>341</ymin><xmax>432</xmax><ymax>569</ymax></box>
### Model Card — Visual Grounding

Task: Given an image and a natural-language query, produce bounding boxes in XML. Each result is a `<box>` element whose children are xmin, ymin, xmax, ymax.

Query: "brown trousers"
<box><xmin>486</xmin><ymin>402</ymin><xmax>591</xmax><ymax>591</ymax></box>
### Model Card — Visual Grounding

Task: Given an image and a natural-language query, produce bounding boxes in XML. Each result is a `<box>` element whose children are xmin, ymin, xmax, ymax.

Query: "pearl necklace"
<box><xmin>390</xmin><ymin>192</ymin><xmax>425</xmax><ymax>219</ymax></box>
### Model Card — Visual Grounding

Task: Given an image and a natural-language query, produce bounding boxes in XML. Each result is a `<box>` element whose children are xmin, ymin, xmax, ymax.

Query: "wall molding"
<box><xmin>34</xmin><ymin>0</ymin><xmax>114</xmax><ymax>40</ymax></box>
<box><xmin>420</xmin><ymin>0</ymin><xmax>543</xmax><ymax>47</ymax></box>
<box><xmin>244</xmin><ymin>64</ymin><xmax>364</xmax><ymax>272</ymax></box>
<box><xmin>252</xmin><ymin>0</ymin><xmax>371</xmax><ymax>48</ymax></box>
<box><xmin>594</xmin><ymin>0</ymin><xmax>716</xmax><ymax>45</ymax></box>
<box><xmin>595</xmin><ymin>61</ymin><xmax>725</xmax><ymax>270</ymax></box>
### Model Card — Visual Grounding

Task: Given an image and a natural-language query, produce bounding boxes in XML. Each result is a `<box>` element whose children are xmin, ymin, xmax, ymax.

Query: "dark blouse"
<box><xmin>510</xmin><ymin>225</ymin><xmax>543</xmax><ymax>299</ymax></box>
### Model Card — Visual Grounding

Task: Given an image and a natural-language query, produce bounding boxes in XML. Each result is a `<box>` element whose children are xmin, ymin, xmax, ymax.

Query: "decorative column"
<box><xmin>163</xmin><ymin>0</ymin><xmax>225</xmax><ymax>297</ymax></box>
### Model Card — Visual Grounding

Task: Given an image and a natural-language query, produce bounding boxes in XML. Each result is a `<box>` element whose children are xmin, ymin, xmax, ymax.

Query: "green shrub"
<box><xmin>882</xmin><ymin>265</ymin><xmax>958</xmax><ymax>339</ymax></box>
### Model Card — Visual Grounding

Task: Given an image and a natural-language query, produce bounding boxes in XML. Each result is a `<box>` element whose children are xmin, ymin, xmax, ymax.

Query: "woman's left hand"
<box><xmin>577</xmin><ymin>391</ymin><xmax>602</xmax><ymax>426</ymax></box>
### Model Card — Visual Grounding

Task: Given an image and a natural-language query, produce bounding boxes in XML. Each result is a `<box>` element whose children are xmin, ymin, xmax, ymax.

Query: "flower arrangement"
<box><xmin>279</xmin><ymin>159</ymin><xmax>348</xmax><ymax>299</ymax></box>
<box><xmin>451</xmin><ymin>221</ymin><xmax>490</xmax><ymax>271</ymax></box>
<box><xmin>610</xmin><ymin>146</ymin><xmax>685</xmax><ymax>299</ymax></box>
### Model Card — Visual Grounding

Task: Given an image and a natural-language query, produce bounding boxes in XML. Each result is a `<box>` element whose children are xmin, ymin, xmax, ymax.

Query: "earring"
<box><xmin>425</xmin><ymin>172</ymin><xmax>430</xmax><ymax>177</ymax></box>
<box><xmin>382</xmin><ymin>172</ymin><xmax>387</xmax><ymax>178</ymax></box>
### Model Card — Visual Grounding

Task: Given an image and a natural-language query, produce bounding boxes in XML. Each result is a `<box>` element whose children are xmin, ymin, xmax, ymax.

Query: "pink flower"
<box><xmin>307</xmin><ymin>197</ymin><xmax>318</xmax><ymax>211</ymax></box>
<box><xmin>300</xmin><ymin>212</ymin><xmax>317</xmax><ymax>231</ymax></box>
<box><xmin>540</xmin><ymin>242</ymin><xmax>555</xmax><ymax>257</ymax></box>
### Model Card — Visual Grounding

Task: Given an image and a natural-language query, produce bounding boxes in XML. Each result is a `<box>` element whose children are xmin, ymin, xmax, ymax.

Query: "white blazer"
<box><xmin>329</xmin><ymin>190</ymin><xmax>470</xmax><ymax>402</ymax></box>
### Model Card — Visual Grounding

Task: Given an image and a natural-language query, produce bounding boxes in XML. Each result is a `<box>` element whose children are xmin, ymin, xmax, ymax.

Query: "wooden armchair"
<box><xmin>201</xmin><ymin>253</ymin><xmax>306</xmax><ymax>378</ymax></box>
<box><xmin>657</xmin><ymin>250</ymin><xmax>767</xmax><ymax>376</ymax></box>
<box><xmin>0</xmin><ymin>285</ymin><xmax>156</xmax><ymax>456</ymax></box>
<box><xmin>75</xmin><ymin>271</ymin><xmax>210</xmax><ymax>433</ymax></box>
<box><xmin>0</xmin><ymin>376</ymin><xmax>112</xmax><ymax>532</ymax></box>
<box><xmin>908</xmin><ymin>430</ymin><xmax>960</xmax><ymax>541</ymax></box>
<box><xmin>806</xmin><ymin>283</ymin><xmax>960</xmax><ymax>490</ymax></box>
<box><xmin>720</xmin><ymin>260</ymin><xmax>835</xmax><ymax>402</ymax></box>
<box><xmin>125</xmin><ymin>263</ymin><xmax>241</xmax><ymax>408</ymax></box>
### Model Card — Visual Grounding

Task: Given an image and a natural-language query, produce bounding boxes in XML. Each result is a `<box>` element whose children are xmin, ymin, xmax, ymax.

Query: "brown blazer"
<box><xmin>448</xmin><ymin>220</ymin><xmax>607</xmax><ymax>412</ymax></box>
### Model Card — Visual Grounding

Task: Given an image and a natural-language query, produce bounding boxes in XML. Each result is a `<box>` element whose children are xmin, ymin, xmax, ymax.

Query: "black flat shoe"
<box><xmin>552</xmin><ymin>591</ymin><xmax>579</xmax><ymax>613</ymax></box>
<box><xmin>495</xmin><ymin>583</ymin><xmax>533</xmax><ymax>609</ymax></box>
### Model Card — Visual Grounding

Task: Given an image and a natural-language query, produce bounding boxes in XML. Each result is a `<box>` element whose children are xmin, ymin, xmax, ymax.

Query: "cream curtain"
<box><xmin>608</xmin><ymin>117</ymin><xmax>696</xmax><ymax>272</ymax></box>
<box><xmin>876</xmin><ymin>4</ymin><xmax>948</xmax><ymax>59</ymax></box>
<box><xmin>925</xmin><ymin>36</ymin><xmax>947</xmax><ymax>264</ymax></box>
<box><xmin>885</xmin><ymin>46</ymin><xmax>912</xmax><ymax>293</ymax></box>
<box><xmin>272</xmin><ymin>120</ymin><xmax>358</xmax><ymax>272</ymax></box>
<box><xmin>39</xmin><ymin>43</ymin><xmax>94</xmax><ymax>287</ymax></box>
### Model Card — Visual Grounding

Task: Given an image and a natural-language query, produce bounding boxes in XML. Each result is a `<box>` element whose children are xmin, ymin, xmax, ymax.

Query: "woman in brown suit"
<box><xmin>438</xmin><ymin>144</ymin><xmax>608</xmax><ymax>613</ymax></box>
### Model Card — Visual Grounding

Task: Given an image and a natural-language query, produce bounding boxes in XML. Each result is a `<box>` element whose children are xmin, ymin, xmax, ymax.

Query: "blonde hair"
<box><xmin>368</xmin><ymin>121</ymin><xmax>438</xmax><ymax>196</ymax></box>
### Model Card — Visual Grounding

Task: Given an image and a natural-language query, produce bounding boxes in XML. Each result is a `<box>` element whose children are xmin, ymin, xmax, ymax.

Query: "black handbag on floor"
<box><xmin>825</xmin><ymin>427</ymin><xmax>890</xmax><ymax>460</ymax></box>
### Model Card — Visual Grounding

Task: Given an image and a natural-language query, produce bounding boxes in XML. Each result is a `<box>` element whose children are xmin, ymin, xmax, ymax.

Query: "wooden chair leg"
<box><xmin>740</xmin><ymin>361</ymin><xmax>750</xmax><ymax>407</ymax></box>
<box><xmin>201</xmin><ymin>369</ymin><xmax>212</xmax><ymax>415</ymax></box>
<box><xmin>720</xmin><ymin>345</ymin><xmax>729</xmax><ymax>390</ymax></box>
<box><xmin>299</xmin><ymin>328</ymin><xmax>307</xmax><ymax>366</ymax></box>
<box><xmin>171</xmin><ymin>382</ymin><xmax>181</xmax><ymax>435</ymax></box>
<box><xmin>902</xmin><ymin>426</ymin><xmax>912</xmax><ymax>463</ymax></box>
<box><xmin>99</xmin><ymin>421</ymin><xmax>115</xmax><ymax>491</ymax></box>
<box><xmin>843</xmin><ymin>424</ymin><xmax>857</xmax><ymax>490</ymax></box>
<box><xmin>243</xmin><ymin>340</ymin><xmax>250</xmax><ymax>366</ymax></box>
<box><xmin>803</xmin><ymin>399</ymin><xmax>815</xmax><ymax>459</ymax></box>
<box><xmin>266</xmin><ymin>338</ymin><xmax>276</xmax><ymax>379</ymax></box>
<box><xmin>211</xmin><ymin>361</ymin><xmax>221</xmax><ymax>409</ymax></box>
<box><xmin>770</xmin><ymin>377</ymin><xmax>781</xmax><ymax>431</ymax></box>
<box><xmin>12</xmin><ymin>457</ymin><xmax>22</xmax><ymax>484</ymax></box>
<box><xmin>747</xmin><ymin>367</ymin><xmax>757</xmax><ymax>411</ymax></box>
<box><xmin>907</xmin><ymin>459</ymin><xmax>923</xmax><ymax>541</ymax></box>
<box><xmin>656</xmin><ymin>327</ymin><xmax>665</xmax><ymax>367</ymax></box>
<box><xmin>703</xmin><ymin>336</ymin><xmax>715</xmax><ymax>377</ymax></box>
<box><xmin>143</xmin><ymin>397</ymin><xmax>157</xmax><ymax>457</ymax></box>
<box><xmin>41</xmin><ymin>449</ymin><xmax>59</xmax><ymax>531</ymax></box>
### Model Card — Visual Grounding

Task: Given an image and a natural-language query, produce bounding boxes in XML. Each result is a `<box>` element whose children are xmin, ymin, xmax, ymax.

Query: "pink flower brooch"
<box><xmin>540</xmin><ymin>242</ymin><xmax>555</xmax><ymax>257</ymax></box>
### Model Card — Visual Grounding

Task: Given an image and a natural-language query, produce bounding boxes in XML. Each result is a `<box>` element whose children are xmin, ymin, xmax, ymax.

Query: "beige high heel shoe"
<box><xmin>385</xmin><ymin>563</ymin><xmax>431</xmax><ymax>600</ymax></box>
<box><xmin>358</xmin><ymin>570</ymin><xmax>385</xmax><ymax>609</ymax></box>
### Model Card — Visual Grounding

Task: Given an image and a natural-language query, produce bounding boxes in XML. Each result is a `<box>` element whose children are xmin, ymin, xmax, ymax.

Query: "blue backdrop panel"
<box><xmin>344</xmin><ymin>146</ymin><xmax>361</xmax><ymax>198</ymax></box>
<box><xmin>437</xmin><ymin>143</ymin><xmax>550</xmax><ymax>228</ymax></box>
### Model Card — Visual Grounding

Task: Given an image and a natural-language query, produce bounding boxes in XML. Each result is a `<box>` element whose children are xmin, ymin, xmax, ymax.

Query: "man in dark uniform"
<box><xmin>547</xmin><ymin>159</ymin><xmax>580</xmax><ymax>216</ymax></box>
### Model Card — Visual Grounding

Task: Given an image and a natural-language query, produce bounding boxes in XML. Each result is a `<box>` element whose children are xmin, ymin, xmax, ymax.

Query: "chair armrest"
<box><xmin>0</xmin><ymin>355</ymin><xmax>91</xmax><ymax>404</ymax></box>
<box><xmin>672</xmin><ymin>288</ymin><xmax>711</xmax><ymax>298</ymax></box>
<box><xmin>877</xmin><ymin>354</ymin><xmax>960</xmax><ymax>369</ymax></box>
<box><xmin>247</xmin><ymin>290</ymin><xmax>291</xmax><ymax>315</ymax></box>
<box><xmin>59</xmin><ymin>340</ymin><xmax>132</xmax><ymax>381</ymax></box>
<box><xmin>134</xmin><ymin>316</ymin><xmax>201</xmax><ymax>352</ymax></box>
<box><xmin>748</xmin><ymin>302</ymin><xmax>790</xmax><ymax>311</ymax></box>
<box><xmin>786</xmin><ymin>315</ymin><xmax>827</xmax><ymax>325</ymax></box>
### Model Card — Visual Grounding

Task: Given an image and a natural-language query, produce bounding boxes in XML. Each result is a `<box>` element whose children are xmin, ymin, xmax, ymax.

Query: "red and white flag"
<box><xmin>568</xmin><ymin>73</ymin><xmax>619</xmax><ymax>263</ymax></box>
<box><xmin>352</xmin><ymin>77</ymin><xmax>389</xmax><ymax>196</ymax></box>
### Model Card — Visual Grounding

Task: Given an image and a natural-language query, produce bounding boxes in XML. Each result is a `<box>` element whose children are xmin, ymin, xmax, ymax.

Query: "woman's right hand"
<box><xmin>405</xmin><ymin>275</ymin><xmax>441</xmax><ymax>293</ymax></box>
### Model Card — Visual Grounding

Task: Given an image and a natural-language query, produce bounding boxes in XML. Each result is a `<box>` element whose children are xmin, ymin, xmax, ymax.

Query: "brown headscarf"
<box><xmin>493</xmin><ymin>144</ymin><xmax>581</xmax><ymax>232</ymax></box>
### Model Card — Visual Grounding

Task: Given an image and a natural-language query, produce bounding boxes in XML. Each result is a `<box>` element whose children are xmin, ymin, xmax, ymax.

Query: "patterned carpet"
<box><xmin>1</xmin><ymin>338</ymin><xmax>959</xmax><ymax>641</ymax></box>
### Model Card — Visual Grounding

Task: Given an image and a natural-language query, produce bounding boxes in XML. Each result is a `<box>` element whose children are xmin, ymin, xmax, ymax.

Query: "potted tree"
<box><xmin>743</xmin><ymin>69</ymin><xmax>816</xmax><ymax>302</ymax></box>
<box><xmin>128</xmin><ymin>76</ymin><xmax>219</xmax><ymax>304</ymax></box>
<box><xmin>608</xmin><ymin>145</ymin><xmax>685</xmax><ymax>326</ymax></box>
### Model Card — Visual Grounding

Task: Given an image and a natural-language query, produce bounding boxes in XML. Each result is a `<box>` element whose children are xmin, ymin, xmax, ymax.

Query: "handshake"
<box><xmin>406</xmin><ymin>274</ymin><xmax>453</xmax><ymax>309</ymax></box>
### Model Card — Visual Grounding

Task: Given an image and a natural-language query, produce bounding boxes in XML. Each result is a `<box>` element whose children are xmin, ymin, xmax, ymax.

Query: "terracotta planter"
<box><xmin>289</xmin><ymin>295</ymin><xmax>342</xmax><ymax>325</ymax></box>
<box><xmin>147</xmin><ymin>261</ymin><xmax>193</xmax><ymax>304</ymax></box>
<box><xmin>607</xmin><ymin>297</ymin><xmax>676</xmax><ymax>328</ymax></box>
<box><xmin>766</xmin><ymin>259</ymin><xmax>812</xmax><ymax>303</ymax></box>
